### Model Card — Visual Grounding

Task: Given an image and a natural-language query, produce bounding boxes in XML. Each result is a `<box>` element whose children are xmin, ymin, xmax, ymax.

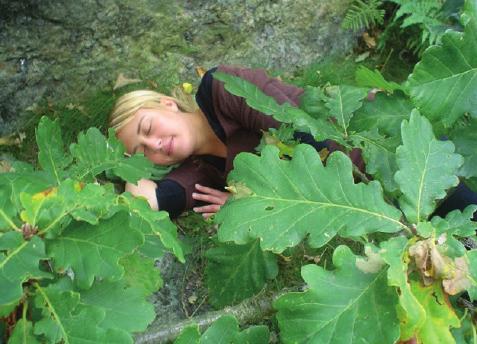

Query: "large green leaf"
<box><xmin>47</xmin><ymin>212</ymin><xmax>144</xmax><ymax>289</ymax></box>
<box><xmin>0</xmin><ymin>171</ymin><xmax>51</xmax><ymax>214</ymax></box>
<box><xmin>33</xmin><ymin>284</ymin><xmax>131</xmax><ymax>344</ymax></box>
<box><xmin>79</xmin><ymin>280</ymin><xmax>155</xmax><ymax>333</ymax></box>
<box><xmin>395</xmin><ymin>110</ymin><xmax>463</xmax><ymax>223</ymax></box>
<box><xmin>407</xmin><ymin>18</ymin><xmax>477</xmax><ymax>126</ymax></box>
<box><xmin>410</xmin><ymin>281</ymin><xmax>460</xmax><ymax>344</ymax></box>
<box><xmin>380</xmin><ymin>236</ymin><xmax>426</xmax><ymax>340</ymax></box>
<box><xmin>69</xmin><ymin>128</ymin><xmax>154</xmax><ymax>183</ymax></box>
<box><xmin>20</xmin><ymin>180</ymin><xmax>120</xmax><ymax>239</ymax></box>
<box><xmin>174</xmin><ymin>325</ymin><xmax>200</xmax><ymax>344</ymax></box>
<box><xmin>205</xmin><ymin>240</ymin><xmax>278</xmax><ymax>308</ymax></box>
<box><xmin>217</xmin><ymin>145</ymin><xmax>404</xmax><ymax>253</ymax></box>
<box><xmin>0</xmin><ymin>233</ymin><xmax>50</xmax><ymax>313</ymax></box>
<box><xmin>199</xmin><ymin>315</ymin><xmax>269</xmax><ymax>344</ymax></box>
<box><xmin>351</xmin><ymin>130</ymin><xmax>400</xmax><ymax>193</ymax></box>
<box><xmin>274</xmin><ymin>245</ymin><xmax>400</xmax><ymax>344</ymax></box>
<box><xmin>119</xmin><ymin>253</ymin><xmax>162</xmax><ymax>297</ymax></box>
<box><xmin>349</xmin><ymin>91</ymin><xmax>412</xmax><ymax>137</ymax></box>
<box><xmin>36</xmin><ymin>117</ymin><xmax>72</xmax><ymax>184</ymax></box>
<box><xmin>450</xmin><ymin>119</ymin><xmax>477</xmax><ymax>179</ymax></box>
<box><xmin>298</xmin><ymin>86</ymin><xmax>328</xmax><ymax>119</ymax></box>
<box><xmin>121</xmin><ymin>193</ymin><xmax>184</xmax><ymax>262</ymax></box>
<box><xmin>323</xmin><ymin>85</ymin><xmax>368</xmax><ymax>137</ymax></box>
<box><xmin>212</xmin><ymin>71</ymin><xmax>344</xmax><ymax>143</ymax></box>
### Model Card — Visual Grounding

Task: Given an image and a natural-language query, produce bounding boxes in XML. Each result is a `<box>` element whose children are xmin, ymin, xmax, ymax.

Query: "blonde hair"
<box><xmin>109</xmin><ymin>88</ymin><xmax>199</xmax><ymax>131</ymax></box>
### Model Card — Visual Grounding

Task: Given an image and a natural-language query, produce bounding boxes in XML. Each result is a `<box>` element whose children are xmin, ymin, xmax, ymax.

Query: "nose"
<box><xmin>141</xmin><ymin>136</ymin><xmax>161</xmax><ymax>151</ymax></box>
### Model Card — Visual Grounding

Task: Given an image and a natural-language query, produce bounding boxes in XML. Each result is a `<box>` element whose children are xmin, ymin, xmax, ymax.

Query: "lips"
<box><xmin>166</xmin><ymin>137</ymin><xmax>173</xmax><ymax>156</ymax></box>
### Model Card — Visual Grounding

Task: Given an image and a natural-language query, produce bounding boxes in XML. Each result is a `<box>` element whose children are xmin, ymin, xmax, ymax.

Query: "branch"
<box><xmin>135</xmin><ymin>287</ymin><xmax>301</xmax><ymax>344</ymax></box>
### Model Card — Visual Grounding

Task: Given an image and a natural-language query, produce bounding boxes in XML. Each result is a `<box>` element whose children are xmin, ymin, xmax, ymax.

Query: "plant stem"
<box><xmin>135</xmin><ymin>288</ymin><xmax>299</xmax><ymax>344</ymax></box>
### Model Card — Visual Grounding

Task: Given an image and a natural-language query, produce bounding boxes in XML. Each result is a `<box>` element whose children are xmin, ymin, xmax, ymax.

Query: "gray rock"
<box><xmin>0</xmin><ymin>0</ymin><xmax>354</xmax><ymax>135</ymax></box>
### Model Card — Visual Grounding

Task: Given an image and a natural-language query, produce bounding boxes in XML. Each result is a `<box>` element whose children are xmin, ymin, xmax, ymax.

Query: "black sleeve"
<box><xmin>155</xmin><ymin>179</ymin><xmax>186</xmax><ymax>218</ymax></box>
<box><xmin>293</xmin><ymin>131</ymin><xmax>328</xmax><ymax>152</ymax></box>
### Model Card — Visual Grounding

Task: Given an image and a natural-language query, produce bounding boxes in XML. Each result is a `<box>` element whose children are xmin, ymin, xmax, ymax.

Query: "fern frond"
<box><xmin>342</xmin><ymin>0</ymin><xmax>385</xmax><ymax>32</ymax></box>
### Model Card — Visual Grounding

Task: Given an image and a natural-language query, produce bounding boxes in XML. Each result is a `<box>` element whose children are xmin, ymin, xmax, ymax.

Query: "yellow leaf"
<box><xmin>182</xmin><ymin>82</ymin><xmax>193</xmax><ymax>94</ymax></box>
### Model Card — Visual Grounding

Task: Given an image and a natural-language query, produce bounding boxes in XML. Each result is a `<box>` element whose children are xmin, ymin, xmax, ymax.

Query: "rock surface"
<box><xmin>0</xmin><ymin>0</ymin><xmax>354</xmax><ymax>135</ymax></box>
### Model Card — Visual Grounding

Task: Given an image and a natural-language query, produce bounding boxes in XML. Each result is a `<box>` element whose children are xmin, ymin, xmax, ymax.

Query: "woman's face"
<box><xmin>116</xmin><ymin>101</ymin><xmax>195</xmax><ymax>165</ymax></box>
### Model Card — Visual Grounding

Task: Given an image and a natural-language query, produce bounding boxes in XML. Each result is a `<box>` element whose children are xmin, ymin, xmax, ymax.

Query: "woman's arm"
<box><xmin>125</xmin><ymin>179</ymin><xmax>159</xmax><ymax>210</ymax></box>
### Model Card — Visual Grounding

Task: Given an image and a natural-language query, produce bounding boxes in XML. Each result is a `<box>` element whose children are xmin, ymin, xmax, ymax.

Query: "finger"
<box><xmin>193</xmin><ymin>204</ymin><xmax>221</xmax><ymax>213</ymax></box>
<box><xmin>192</xmin><ymin>192</ymin><xmax>222</xmax><ymax>205</ymax></box>
<box><xmin>195</xmin><ymin>184</ymin><xmax>225</xmax><ymax>196</ymax></box>
<box><xmin>202</xmin><ymin>212</ymin><xmax>215</xmax><ymax>219</ymax></box>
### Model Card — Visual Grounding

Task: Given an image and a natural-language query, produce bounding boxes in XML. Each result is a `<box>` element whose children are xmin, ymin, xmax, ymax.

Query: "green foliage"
<box><xmin>342</xmin><ymin>0</ymin><xmax>385</xmax><ymax>32</ymax></box>
<box><xmin>205</xmin><ymin>240</ymin><xmax>278</xmax><ymax>308</ymax></box>
<box><xmin>395</xmin><ymin>110</ymin><xmax>463</xmax><ymax>223</ymax></box>
<box><xmin>407</xmin><ymin>17</ymin><xmax>477</xmax><ymax>127</ymax></box>
<box><xmin>212</xmin><ymin>6</ymin><xmax>477</xmax><ymax>339</ymax></box>
<box><xmin>355</xmin><ymin>66</ymin><xmax>407</xmax><ymax>94</ymax></box>
<box><xmin>174</xmin><ymin>315</ymin><xmax>269</xmax><ymax>344</ymax></box>
<box><xmin>0</xmin><ymin>117</ymin><xmax>183</xmax><ymax>343</ymax></box>
<box><xmin>275</xmin><ymin>246</ymin><xmax>400</xmax><ymax>343</ymax></box>
<box><xmin>217</xmin><ymin>145</ymin><xmax>404</xmax><ymax>252</ymax></box>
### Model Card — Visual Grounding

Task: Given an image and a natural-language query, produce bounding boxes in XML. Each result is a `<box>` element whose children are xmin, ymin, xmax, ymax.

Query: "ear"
<box><xmin>160</xmin><ymin>98</ymin><xmax>179</xmax><ymax>112</ymax></box>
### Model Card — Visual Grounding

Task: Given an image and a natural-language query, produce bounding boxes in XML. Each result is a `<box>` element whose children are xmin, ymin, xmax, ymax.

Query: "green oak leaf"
<box><xmin>69</xmin><ymin>127</ymin><xmax>154</xmax><ymax>183</ymax></box>
<box><xmin>120</xmin><ymin>193</ymin><xmax>184</xmax><ymax>262</ymax></box>
<box><xmin>411</xmin><ymin>281</ymin><xmax>460</xmax><ymax>344</ymax></box>
<box><xmin>274</xmin><ymin>245</ymin><xmax>400</xmax><ymax>344</ymax></box>
<box><xmin>47</xmin><ymin>212</ymin><xmax>144</xmax><ymax>289</ymax></box>
<box><xmin>79</xmin><ymin>280</ymin><xmax>155</xmax><ymax>333</ymax></box>
<box><xmin>298</xmin><ymin>86</ymin><xmax>328</xmax><ymax>119</ymax></box>
<box><xmin>33</xmin><ymin>284</ymin><xmax>131</xmax><ymax>344</ymax></box>
<box><xmin>36</xmin><ymin>117</ymin><xmax>72</xmax><ymax>185</ymax></box>
<box><xmin>450</xmin><ymin>119</ymin><xmax>477</xmax><ymax>179</ymax></box>
<box><xmin>351</xmin><ymin>129</ymin><xmax>401</xmax><ymax>193</ymax></box>
<box><xmin>205</xmin><ymin>240</ymin><xmax>278</xmax><ymax>308</ymax></box>
<box><xmin>119</xmin><ymin>253</ymin><xmax>162</xmax><ymax>296</ymax></box>
<box><xmin>355</xmin><ymin>66</ymin><xmax>407</xmax><ymax>94</ymax></box>
<box><xmin>380</xmin><ymin>236</ymin><xmax>426</xmax><ymax>340</ymax></box>
<box><xmin>431</xmin><ymin>204</ymin><xmax>477</xmax><ymax>258</ymax></box>
<box><xmin>217</xmin><ymin>145</ymin><xmax>404</xmax><ymax>253</ymax></box>
<box><xmin>323</xmin><ymin>85</ymin><xmax>368</xmax><ymax>137</ymax></box>
<box><xmin>19</xmin><ymin>180</ymin><xmax>120</xmax><ymax>239</ymax></box>
<box><xmin>199</xmin><ymin>315</ymin><xmax>269</xmax><ymax>344</ymax></box>
<box><xmin>0</xmin><ymin>233</ymin><xmax>50</xmax><ymax>314</ymax></box>
<box><xmin>174</xmin><ymin>324</ymin><xmax>200</xmax><ymax>344</ymax></box>
<box><xmin>394</xmin><ymin>110</ymin><xmax>463</xmax><ymax>223</ymax></box>
<box><xmin>407</xmin><ymin>18</ymin><xmax>477</xmax><ymax>126</ymax></box>
<box><xmin>349</xmin><ymin>91</ymin><xmax>413</xmax><ymax>137</ymax></box>
<box><xmin>0</xmin><ymin>171</ymin><xmax>51</xmax><ymax>215</ymax></box>
<box><xmin>8</xmin><ymin>319</ymin><xmax>40</xmax><ymax>344</ymax></box>
<box><xmin>431</xmin><ymin>205</ymin><xmax>477</xmax><ymax>237</ymax></box>
<box><xmin>212</xmin><ymin>71</ymin><xmax>344</xmax><ymax>144</ymax></box>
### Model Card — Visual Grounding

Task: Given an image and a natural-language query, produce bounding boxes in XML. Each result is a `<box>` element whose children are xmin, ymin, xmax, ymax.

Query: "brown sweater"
<box><xmin>165</xmin><ymin>65</ymin><xmax>304</xmax><ymax>210</ymax></box>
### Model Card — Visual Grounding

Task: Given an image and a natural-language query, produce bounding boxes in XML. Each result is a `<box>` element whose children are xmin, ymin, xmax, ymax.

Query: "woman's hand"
<box><xmin>192</xmin><ymin>184</ymin><xmax>230</xmax><ymax>219</ymax></box>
